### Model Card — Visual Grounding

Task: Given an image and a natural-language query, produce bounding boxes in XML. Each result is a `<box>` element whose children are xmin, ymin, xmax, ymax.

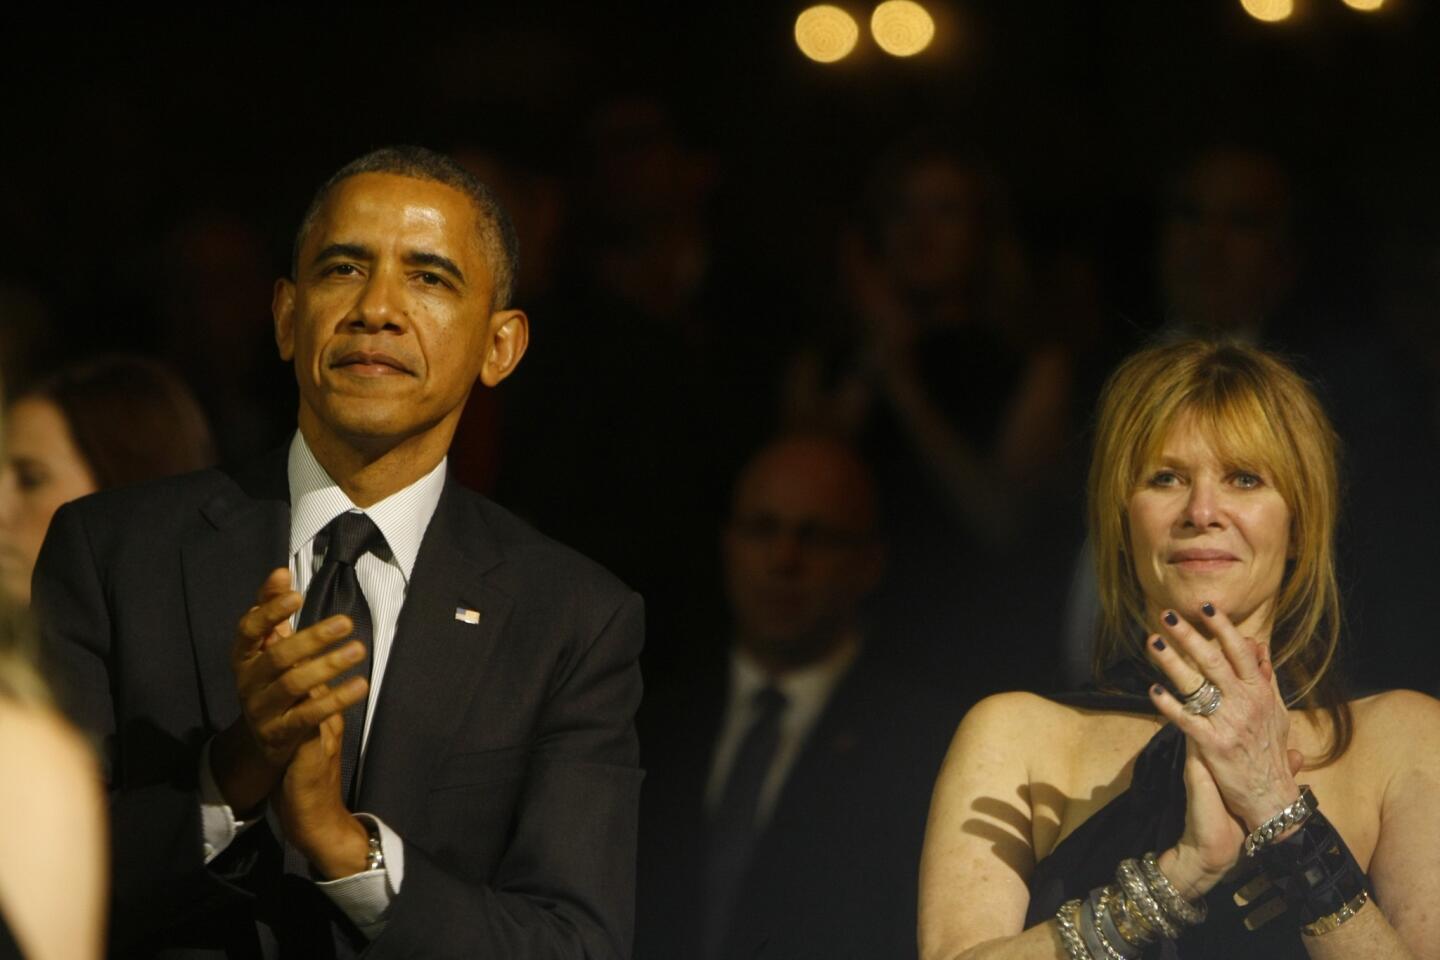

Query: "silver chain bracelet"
<box><xmin>1244</xmin><ymin>785</ymin><xmax>1317</xmax><ymax>857</ymax></box>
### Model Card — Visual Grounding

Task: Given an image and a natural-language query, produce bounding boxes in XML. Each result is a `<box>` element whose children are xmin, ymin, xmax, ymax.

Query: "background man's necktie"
<box><xmin>702</xmin><ymin>684</ymin><xmax>788</xmax><ymax>956</ymax></box>
<box><xmin>297</xmin><ymin>511</ymin><xmax>387</xmax><ymax>806</ymax></box>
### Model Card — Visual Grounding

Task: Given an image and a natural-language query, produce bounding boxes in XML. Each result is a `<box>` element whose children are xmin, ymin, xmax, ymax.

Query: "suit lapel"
<box><xmin>177</xmin><ymin>455</ymin><xmax>513</xmax><ymax>823</ymax></box>
<box><xmin>181</xmin><ymin>452</ymin><xmax>291</xmax><ymax>732</ymax></box>
<box><xmin>358</xmin><ymin>480</ymin><xmax>510</xmax><ymax>821</ymax></box>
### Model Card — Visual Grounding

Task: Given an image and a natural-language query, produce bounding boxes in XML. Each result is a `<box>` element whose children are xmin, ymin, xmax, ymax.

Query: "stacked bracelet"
<box><xmin>1054</xmin><ymin>852</ymin><xmax>1207</xmax><ymax>959</ymax></box>
<box><xmin>1109</xmin><ymin>884</ymin><xmax>1158</xmax><ymax>946</ymax></box>
<box><xmin>1138</xmin><ymin>852</ymin><xmax>1206</xmax><ymax>926</ymax></box>
<box><xmin>1115</xmin><ymin>858</ymin><xmax>1182</xmax><ymax>941</ymax></box>
<box><xmin>1055</xmin><ymin>899</ymin><xmax>1089</xmax><ymax>960</ymax></box>
<box><xmin>1084</xmin><ymin>886</ymin><xmax>1139</xmax><ymax>960</ymax></box>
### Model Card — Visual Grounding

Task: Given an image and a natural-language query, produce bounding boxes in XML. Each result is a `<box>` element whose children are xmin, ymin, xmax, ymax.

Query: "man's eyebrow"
<box><xmin>404</xmin><ymin>250</ymin><xmax>466</xmax><ymax>285</ymax></box>
<box><xmin>311</xmin><ymin>242</ymin><xmax>373</xmax><ymax>265</ymax></box>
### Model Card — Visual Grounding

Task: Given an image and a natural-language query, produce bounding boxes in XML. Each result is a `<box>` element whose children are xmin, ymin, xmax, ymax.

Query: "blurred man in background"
<box><xmin>639</xmin><ymin>433</ymin><xmax>960</xmax><ymax>960</ymax></box>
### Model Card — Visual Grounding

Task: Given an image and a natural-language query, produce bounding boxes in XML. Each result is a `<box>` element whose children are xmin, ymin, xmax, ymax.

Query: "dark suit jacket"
<box><xmin>34</xmin><ymin>449</ymin><xmax>644</xmax><ymax>959</ymax></box>
<box><xmin>636</xmin><ymin>650</ymin><xmax>961</xmax><ymax>960</ymax></box>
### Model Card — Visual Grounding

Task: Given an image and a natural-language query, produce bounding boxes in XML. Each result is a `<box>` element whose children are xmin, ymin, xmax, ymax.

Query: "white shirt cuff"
<box><xmin>315</xmin><ymin>813</ymin><xmax>405</xmax><ymax>939</ymax></box>
<box><xmin>198</xmin><ymin>738</ymin><xmax>262</xmax><ymax>864</ymax></box>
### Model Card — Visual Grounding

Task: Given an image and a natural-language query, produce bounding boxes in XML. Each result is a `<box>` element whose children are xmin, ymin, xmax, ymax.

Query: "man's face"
<box><xmin>274</xmin><ymin>172</ymin><xmax>525</xmax><ymax>456</ymax></box>
<box><xmin>722</xmin><ymin>439</ymin><xmax>883</xmax><ymax>671</ymax></box>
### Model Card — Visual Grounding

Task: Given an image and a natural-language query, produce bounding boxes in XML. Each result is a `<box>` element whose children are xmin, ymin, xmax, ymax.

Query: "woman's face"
<box><xmin>1126</xmin><ymin>417</ymin><xmax>1292</xmax><ymax>640</ymax></box>
<box><xmin>0</xmin><ymin>396</ymin><xmax>98</xmax><ymax>604</ymax></box>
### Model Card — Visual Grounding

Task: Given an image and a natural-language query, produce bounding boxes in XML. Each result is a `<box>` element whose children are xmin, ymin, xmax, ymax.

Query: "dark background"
<box><xmin>4</xmin><ymin>2</ymin><xmax>1439</xmax><ymax>696</ymax></box>
<box><xmin>6</xmin><ymin>5</ymin><xmax>1438</xmax><ymax>353</ymax></box>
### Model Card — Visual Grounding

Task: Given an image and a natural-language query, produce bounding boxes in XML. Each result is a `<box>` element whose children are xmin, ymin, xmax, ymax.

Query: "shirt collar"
<box><xmin>287</xmin><ymin>431</ymin><xmax>447</xmax><ymax>581</ymax></box>
<box><xmin>728</xmin><ymin>632</ymin><xmax>861</xmax><ymax>713</ymax></box>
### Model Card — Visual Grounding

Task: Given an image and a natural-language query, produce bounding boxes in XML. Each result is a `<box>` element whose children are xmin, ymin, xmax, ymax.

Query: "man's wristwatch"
<box><xmin>360</xmin><ymin>817</ymin><xmax>385</xmax><ymax>872</ymax></box>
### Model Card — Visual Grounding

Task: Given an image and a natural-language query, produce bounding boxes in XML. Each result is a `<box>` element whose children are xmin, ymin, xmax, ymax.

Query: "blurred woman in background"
<box><xmin>0</xmin><ymin>355</ymin><xmax>215</xmax><ymax>604</ymax></box>
<box><xmin>0</xmin><ymin>360</ymin><xmax>106</xmax><ymax>959</ymax></box>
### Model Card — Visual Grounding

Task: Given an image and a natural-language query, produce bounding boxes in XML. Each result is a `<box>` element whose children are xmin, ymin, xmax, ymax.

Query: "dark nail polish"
<box><xmin>1151</xmin><ymin>684</ymin><xmax>1165</xmax><ymax>696</ymax></box>
<box><xmin>1163</xmin><ymin>611</ymin><xmax>1178</xmax><ymax>626</ymax></box>
<box><xmin>1152</xmin><ymin>637</ymin><xmax>1167</xmax><ymax>651</ymax></box>
<box><xmin>1201</xmin><ymin>601</ymin><xmax>1216</xmax><ymax>617</ymax></box>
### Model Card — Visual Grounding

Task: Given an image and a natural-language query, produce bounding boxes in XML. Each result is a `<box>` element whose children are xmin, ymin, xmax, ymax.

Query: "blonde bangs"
<box><xmin>1182</xmin><ymin>390</ymin><xmax>1292</xmax><ymax>496</ymax></box>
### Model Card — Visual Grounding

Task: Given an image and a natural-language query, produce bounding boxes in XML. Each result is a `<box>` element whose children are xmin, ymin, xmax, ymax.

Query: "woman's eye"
<box><xmin>1149</xmin><ymin>470</ymin><xmax>1181</xmax><ymax>487</ymax></box>
<box><xmin>1232</xmin><ymin>471</ymin><xmax>1263</xmax><ymax>489</ymax></box>
<box><xmin>13</xmin><ymin>463</ymin><xmax>47</xmax><ymax>490</ymax></box>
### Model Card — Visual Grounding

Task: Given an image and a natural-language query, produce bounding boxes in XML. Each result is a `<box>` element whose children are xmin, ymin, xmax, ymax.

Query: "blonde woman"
<box><xmin>920</xmin><ymin>340</ymin><xmax>1440</xmax><ymax>959</ymax></box>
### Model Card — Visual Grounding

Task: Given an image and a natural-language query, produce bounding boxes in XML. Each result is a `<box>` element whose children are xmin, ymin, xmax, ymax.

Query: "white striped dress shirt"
<box><xmin>286</xmin><ymin>432</ymin><xmax>447</xmax><ymax>768</ymax></box>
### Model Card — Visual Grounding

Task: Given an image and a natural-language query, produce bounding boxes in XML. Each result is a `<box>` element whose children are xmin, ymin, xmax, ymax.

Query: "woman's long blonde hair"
<box><xmin>1088</xmin><ymin>339</ymin><xmax>1351</xmax><ymax>761</ymax></box>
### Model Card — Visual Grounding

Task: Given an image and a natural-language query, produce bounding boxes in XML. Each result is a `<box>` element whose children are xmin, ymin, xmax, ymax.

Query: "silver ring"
<box><xmin>1181</xmin><ymin>680</ymin><xmax>1222</xmax><ymax>717</ymax></box>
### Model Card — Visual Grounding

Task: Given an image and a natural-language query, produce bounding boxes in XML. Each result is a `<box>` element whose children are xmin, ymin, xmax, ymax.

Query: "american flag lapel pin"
<box><xmin>454</xmin><ymin>607</ymin><xmax>481</xmax><ymax>625</ymax></box>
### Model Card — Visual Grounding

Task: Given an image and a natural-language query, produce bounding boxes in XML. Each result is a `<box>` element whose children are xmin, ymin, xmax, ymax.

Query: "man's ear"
<box><xmin>479</xmin><ymin>309</ymin><xmax>529</xmax><ymax>387</ymax></box>
<box><xmin>273</xmin><ymin>278</ymin><xmax>297</xmax><ymax>362</ymax></box>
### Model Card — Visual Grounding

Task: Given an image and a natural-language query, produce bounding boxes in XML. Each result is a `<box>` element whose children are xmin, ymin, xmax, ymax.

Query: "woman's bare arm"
<box><xmin>1291</xmin><ymin>691</ymin><xmax>1440</xmax><ymax>960</ymax></box>
<box><xmin>919</xmin><ymin>692</ymin><xmax>1071</xmax><ymax>960</ymax></box>
<box><xmin>0</xmin><ymin>700</ymin><xmax>107</xmax><ymax>960</ymax></box>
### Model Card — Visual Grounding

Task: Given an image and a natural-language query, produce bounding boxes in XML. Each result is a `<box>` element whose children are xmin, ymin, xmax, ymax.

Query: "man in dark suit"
<box><xmin>637</xmin><ymin>435</ymin><xmax>959</xmax><ymax>960</ymax></box>
<box><xmin>34</xmin><ymin>146</ymin><xmax>643</xmax><ymax>958</ymax></box>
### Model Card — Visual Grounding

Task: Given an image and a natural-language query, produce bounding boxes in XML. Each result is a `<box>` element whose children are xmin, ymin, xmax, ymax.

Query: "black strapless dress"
<box><xmin>1022</xmin><ymin>691</ymin><xmax>1337</xmax><ymax>959</ymax></box>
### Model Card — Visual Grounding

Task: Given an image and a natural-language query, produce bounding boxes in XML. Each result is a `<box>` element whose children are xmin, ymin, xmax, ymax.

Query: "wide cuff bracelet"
<box><xmin>1255</xmin><ymin>808</ymin><xmax>1368</xmax><ymax>926</ymax></box>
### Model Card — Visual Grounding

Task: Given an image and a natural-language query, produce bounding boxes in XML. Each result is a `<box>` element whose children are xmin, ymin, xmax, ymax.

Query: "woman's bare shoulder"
<box><xmin>1349</xmin><ymin>689</ymin><xmax>1440</xmax><ymax>737</ymax></box>
<box><xmin>947</xmin><ymin>691</ymin><xmax>1115</xmax><ymax>780</ymax></box>
<box><xmin>1347</xmin><ymin>689</ymin><xmax>1440</xmax><ymax>761</ymax></box>
<box><xmin>1350</xmin><ymin>686</ymin><xmax>1440</xmax><ymax>713</ymax></box>
<box><xmin>959</xmin><ymin>690</ymin><xmax>1152</xmax><ymax>736</ymax></box>
<box><xmin>1318</xmin><ymin>690</ymin><xmax>1440</xmax><ymax>805</ymax></box>
<box><xmin>961</xmin><ymin>690</ymin><xmax>1094</xmax><ymax>728</ymax></box>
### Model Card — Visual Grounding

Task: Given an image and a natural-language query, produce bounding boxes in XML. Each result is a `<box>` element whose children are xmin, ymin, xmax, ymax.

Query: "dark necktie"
<box><xmin>297</xmin><ymin>511</ymin><xmax>387</xmax><ymax>806</ymax></box>
<box><xmin>702</xmin><ymin>684</ymin><xmax>788</xmax><ymax>956</ymax></box>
